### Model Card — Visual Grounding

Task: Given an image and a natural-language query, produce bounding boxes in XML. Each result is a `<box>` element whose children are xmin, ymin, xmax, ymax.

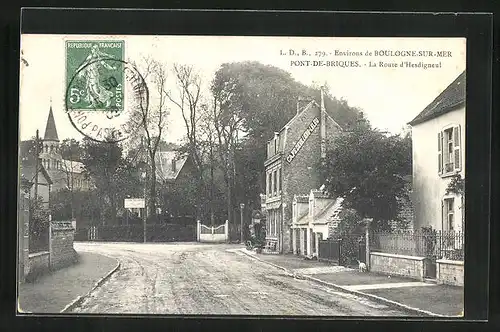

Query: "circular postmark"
<box><xmin>65</xmin><ymin>57</ymin><xmax>149</xmax><ymax>143</ymax></box>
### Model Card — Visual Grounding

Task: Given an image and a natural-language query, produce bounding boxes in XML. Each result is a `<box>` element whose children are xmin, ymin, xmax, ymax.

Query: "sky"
<box><xmin>19</xmin><ymin>35</ymin><xmax>466</xmax><ymax>143</ymax></box>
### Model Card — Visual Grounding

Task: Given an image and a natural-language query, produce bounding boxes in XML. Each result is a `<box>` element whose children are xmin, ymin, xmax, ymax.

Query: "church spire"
<box><xmin>43</xmin><ymin>102</ymin><xmax>59</xmax><ymax>141</ymax></box>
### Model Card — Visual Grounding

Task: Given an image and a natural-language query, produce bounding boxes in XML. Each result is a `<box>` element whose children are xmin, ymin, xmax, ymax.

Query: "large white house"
<box><xmin>408</xmin><ymin>71</ymin><xmax>465</xmax><ymax>233</ymax></box>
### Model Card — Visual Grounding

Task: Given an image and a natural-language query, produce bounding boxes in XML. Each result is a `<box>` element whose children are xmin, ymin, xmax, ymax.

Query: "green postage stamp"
<box><xmin>66</xmin><ymin>40</ymin><xmax>125</xmax><ymax>112</ymax></box>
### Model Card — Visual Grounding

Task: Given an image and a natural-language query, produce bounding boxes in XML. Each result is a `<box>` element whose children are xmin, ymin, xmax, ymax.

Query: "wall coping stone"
<box><xmin>436</xmin><ymin>259</ymin><xmax>464</xmax><ymax>266</ymax></box>
<box><xmin>371</xmin><ymin>251</ymin><xmax>426</xmax><ymax>261</ymax></box>
<box><xmin>28</xmin><ymin>251</ymin><xmax>50</xmax><ymax>258</ymax></box>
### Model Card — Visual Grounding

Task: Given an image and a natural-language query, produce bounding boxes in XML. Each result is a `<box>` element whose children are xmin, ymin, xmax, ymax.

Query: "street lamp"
<box><xmin>240</xmin><ymin>203</ymin><xmax>245</xmax><ymax>244</ymax></box>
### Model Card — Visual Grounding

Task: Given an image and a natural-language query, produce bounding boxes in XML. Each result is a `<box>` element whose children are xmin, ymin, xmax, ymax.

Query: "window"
<box><xmin>443</xmin><ymin>198</ymin><xmax>455</xmax><ymax>231</ymax></box>
<box><xmin>267</xmin><ymin>172</ymin><xmax>272</xmax><ymax>196</ymax></box>
<box><xmin>277</xmin><ymin>168</ymin><xmax>281</xmax><ymax>192</ymax></box>
<box><xmin>273</xmin><ymin>170</ymin><xmax>277</xmax><ymax>195</ymax></box>
<box><xmin>438</xmin><ymin>125</ymin><xmax>461</xmax><ymax>175</ymax></box>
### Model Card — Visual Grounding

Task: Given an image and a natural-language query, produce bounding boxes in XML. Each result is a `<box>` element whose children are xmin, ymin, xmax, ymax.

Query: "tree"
<box><xmin>29</xmin><ymin>195</ymin><xmax>49</xmax><ymax>235</ymax></box>
<box><xmin>319</xmin><ymin>120</ymin><xmax>412</xmax><ymax>231</ymax></box>
<box><xmin>129</xmin><ymin>57</ymin><xmax>170</xmax><ymax>219</ymax></box>
<box><xmin>80</xmin><ymin>137</ymin><xmax>141</xmax><ymax>225</ymax></box>
<box><xmin>166</xmin><ymin>64</ymin><xmax>207</xmax><ymax>220</ymax></box>
<box><xmin>20</xmin><ymin>138</ymin><xmax>43</xmax><ymax>166</ymax></box>
<box><xmin>211</xmin><ymin>62</ymin><xmax>362</xmax><ymax>214</ymax></box>
<box><xmin>445</xmin><ymin>173</ymin><xmax>465</xmax><ymax>232</ymax></box>
<box><xmin>60</xmin><ymin>138</ymin><xmax>83</xmax><ymax>161</ymax></box>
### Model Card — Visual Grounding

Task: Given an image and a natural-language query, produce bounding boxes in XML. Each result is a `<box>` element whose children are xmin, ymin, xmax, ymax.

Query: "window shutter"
<box><xmin>453</xmin><ymin>125</ymin><xmax>461</xmax><ymax>171</ymax></box>
<box><xmin>437</xmin><ymin>132</ymin><xmax>443</xmax><ymax>174</ymax></box>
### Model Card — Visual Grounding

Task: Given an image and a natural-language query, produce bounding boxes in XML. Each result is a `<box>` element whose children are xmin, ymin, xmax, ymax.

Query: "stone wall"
<box><xmin>436</xmin><ymin>259</ymin><xmax>464</xmax><ymax>286</ymax></box>
<box><xmin>50</xmin><ymin>221</ymin><xmax>77</xmax><ymax>270</ymax></box>
<box><xmin>370</xmin><ymin>252</ymin><xmax>426</xmax><ymax>280</ymax></box>
<box><xmin>27</xmin><ymin>251</ymin><xmax>50</xmax><ymax>281</ymax></box>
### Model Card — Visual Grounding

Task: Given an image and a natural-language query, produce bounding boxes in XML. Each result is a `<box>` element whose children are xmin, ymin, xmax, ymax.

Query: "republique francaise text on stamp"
<box><xmin>65</xmin><ymin>40</ymin><xmax>147</xmax><ymax>142</ymax></box>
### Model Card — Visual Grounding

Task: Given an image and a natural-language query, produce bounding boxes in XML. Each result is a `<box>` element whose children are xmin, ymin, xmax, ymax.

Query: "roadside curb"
<box><xmin>237</xmin><ymin>249</ymin><xmax>448</xmax><ymax>318</ymax></box>
<box><xmin>60</xmin><ymin>256</ymin><xmax>121</xmax><ymax>313</ymax></box>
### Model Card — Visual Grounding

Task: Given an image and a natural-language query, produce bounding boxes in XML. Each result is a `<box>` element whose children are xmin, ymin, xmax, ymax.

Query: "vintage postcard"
<box><xmin>18</xmin><ymin>34</ymin><xmax>466</xmax><ymax>317</ymax></box>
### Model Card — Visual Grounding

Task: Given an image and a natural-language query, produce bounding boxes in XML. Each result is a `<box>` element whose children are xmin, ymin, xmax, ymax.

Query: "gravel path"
<box><xmin>71</xmin><ymin>242</ymin><xmax>409</xmax><ymax>316</ymax></box>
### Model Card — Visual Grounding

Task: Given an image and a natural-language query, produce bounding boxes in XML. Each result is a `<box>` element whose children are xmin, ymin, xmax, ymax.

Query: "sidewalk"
<box><xmin>240</xmin><ymin>249</ymin><xmax>463</xmax><ymax>317</ymax></box>
<box><xmin>18</xmin><ymin>251</ymin><xmax>119</xmax><ymax>313</ymax></box>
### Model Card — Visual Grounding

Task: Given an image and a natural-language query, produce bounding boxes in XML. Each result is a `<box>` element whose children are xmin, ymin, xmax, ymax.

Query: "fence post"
<box><xmin>225</xmin><ymin>220</ymin><xmax>229</xmax><ymax>242</ymax></box>
<box><xmin>48</xmin><ymin>221</ymin><xmax>53</xmax><ymax>269</ymax></box>
<box><xmin>365</xmin><ymin>219</ymin><xmax>372</xmax><ymax>270</ymax></box>
<box><xmin>196</xmin><ymin>220</ymin><xmax>200</xmax><ymax>242</ymax></box>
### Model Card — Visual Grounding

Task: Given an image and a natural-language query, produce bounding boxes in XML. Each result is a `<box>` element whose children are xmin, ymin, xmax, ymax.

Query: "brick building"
<box><xmin>263</xmin><ymin>89</ymin><xmax>343</xmax><ymax>253</ymax></box>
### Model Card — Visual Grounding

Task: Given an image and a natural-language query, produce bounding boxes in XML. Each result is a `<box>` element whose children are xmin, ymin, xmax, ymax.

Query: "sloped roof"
<box><xmin>155</xmin><ymin>151</ymin><xmax>188</xmax><ymax>182</ymax></box>
<box><xmin>310</xmin><ymin>189</ymin><xmax>331</xmax><ymax>199</ymax></box>
<box><xmin>409</xmin><ymin>71</ymin><xmax>466</xmax><ymax>126</ymax></box>
<box><xmin>61</xmin><ymin>159</ymin><xmax>85</xmax><ymax>174</ymax></box>
<box><xmin>295</xmin><ymin>213</ymin><xmax>311</xmax><ymax>225</ymax></box>
<box><xmin>278</xmin><ymin>100</ymin><xmax>342</xmax><ymax>137</ymax></box>
<box><xmin>313</xmin><ymin>197</ymin><xmax>344</xmax><ymax>224</ymax></box>
<box><xmin>20</xmin><ymin>162</ymin><xmax>53</xmax><ymax>185</ymax></box>
<box><xmin>294</xmin><ymin>195</ymin><xmax>309</xmax><ymax>203</ymax></box>
<box><xmin>44</xmin><ymin>106</ymin><xmax>59</xmax><ymax>141</ymax></box>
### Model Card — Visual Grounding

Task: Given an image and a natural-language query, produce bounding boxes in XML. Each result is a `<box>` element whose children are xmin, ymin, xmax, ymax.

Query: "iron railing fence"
<box><xmin>318</xmin><ymin>233</ymin><xmax>366</xmax><ymax>266</ymax></box>
<box><xmin>74</xmin><ymin>224</ymin><xmax>196</xmax><ymax>242</ymax></box>
<box><xmin>370</xmin><ymin>230</ymin><xmax>464</xmax><ymax>261</ymax></box>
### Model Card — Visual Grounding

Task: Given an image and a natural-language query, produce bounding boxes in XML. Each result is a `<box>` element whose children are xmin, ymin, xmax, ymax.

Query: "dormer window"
<box><xmin>172</xmin><ymin>159</ymin><xmax>176</xmax><ymax>173</ymax></box>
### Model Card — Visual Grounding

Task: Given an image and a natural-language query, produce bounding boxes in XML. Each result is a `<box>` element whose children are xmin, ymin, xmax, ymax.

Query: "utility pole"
<box><xmin>34</xmin><ymin>130</ymin><xmax>39</xmax><ymax>201</ymax></box>
<box><xmin>143</xmin><ymin>180</ymin><xmax>147</xmax><ymax>243</ymax></box>
<box><xmin>240</xmin><ymin>203</ymin><xmax>245</xmax><ymax>244</ymax></box>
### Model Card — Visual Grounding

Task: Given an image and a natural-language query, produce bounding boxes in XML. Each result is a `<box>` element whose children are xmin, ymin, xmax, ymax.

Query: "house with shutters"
<box><xmin>263</xmin><ymin>88</ymin><xmax>343</xmax><ymax>254</ymax></box>
<box><xmin>408</xmin><ymin>70</ymin><xmax>465</xmax><ymax>232</ymax></box>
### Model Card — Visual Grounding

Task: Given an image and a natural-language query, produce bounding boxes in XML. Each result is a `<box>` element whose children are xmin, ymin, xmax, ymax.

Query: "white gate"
<box><xmin>88</xmin><ymin>225</ymin><xmax>98</xmax><ymax>241</ymax></box>
<box><xmin>197</xmin><ymin>220</ymin><xmax>229</xmax><ymax>243</ymax></box>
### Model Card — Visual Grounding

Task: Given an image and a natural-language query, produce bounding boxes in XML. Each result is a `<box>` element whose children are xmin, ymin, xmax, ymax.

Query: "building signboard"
<box><xmin>124</xmin><ymin>198</ymin><xmax>145</xmax><ymax>209</ymax></box>
<box><xmin>286</xmin><ymin>117</ymin><xmax>320</xmax><ymax>163</ymax></box>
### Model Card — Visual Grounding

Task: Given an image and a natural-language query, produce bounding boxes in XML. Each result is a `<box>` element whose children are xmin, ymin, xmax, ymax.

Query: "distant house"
<box><xmin>155</xmin><ymin>151</ymin><xmax>192</xmax><ymax>184</ymax></box>
<box><xmin>408</xmin><ymin>71</ymin><xmax>465</xmax><ymax>232</ymax></box>
<box><xmin>291</xmin><ymin>190</ymin><xmax>343</xmax><ymax>257</ymax></box>
<box><xmin>154</xmin><ymin>149</ymin><xmax>198</xmax><ymax>219</ymax></box>
<box><xmin>19</xmin><ymin>160</ymin><xmax>53</xmax><ymax>209</ymax></box>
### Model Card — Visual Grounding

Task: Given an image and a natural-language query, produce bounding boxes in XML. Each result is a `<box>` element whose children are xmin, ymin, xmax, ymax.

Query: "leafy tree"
<box><xmin>128</xmin><ymin>57</ymin><xmax>170</xmax><ymax>219</ymax></box>
<box><xmin>29</xmin><ymin>195</ymin><xmax>49</xmax><ymax>233</ymax></box>
<box><xmin>20</xmin><ymin>138</ymin><xmax>43</xmax><ymax>166</ymax></box>
<box><xmin>445</xmin><ymin>173</ymin><xmax>465</xmax><ymax>232</ymax></box>
<box><xmin>211</xmin><ymin>61</ymin><xmax>362</xmax><ymax>213</ymax></box>
<box><xmin>60</xmin><ymin>138</ymin><xmax>83</xmax><ymax>161</ymax></box>
<box><xmin>50</xmin><ymin>188</ymin><xmax>103</xmax><ymax>224</ymax></box>
<box><xmin>80</xmin><ymin>137</ymin><xmax>142</xmax><ymax>225</ymax></box>
<box><xmin>334</xmin><ymin>208</ymin><xmax>364</xmax><ymax>236</ymax></box>
<box><xmin>319</xmin><ymin>119</ymin><xmax>412</xmax><ymax>231</ymax></box>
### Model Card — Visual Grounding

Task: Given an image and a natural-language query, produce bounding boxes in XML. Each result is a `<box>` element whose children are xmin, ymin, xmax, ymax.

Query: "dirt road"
<box><xmin>72</xmin><ymin>242</ymin><xmax>408</xmax><ymax>316</ymax></box>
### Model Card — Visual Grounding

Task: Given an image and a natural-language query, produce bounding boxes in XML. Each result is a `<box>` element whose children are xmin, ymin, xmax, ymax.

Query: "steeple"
<box><xmin>44</xmin><ymin>101</ymin><xmax>59</xmax><ymax>142</ymax></box>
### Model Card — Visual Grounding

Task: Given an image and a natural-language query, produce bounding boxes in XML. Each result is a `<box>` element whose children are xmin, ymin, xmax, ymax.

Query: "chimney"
<box><xmin>320</xmin><ymin>86</ymin><xmax>327</xmax><ymax>159</ymax></box>
<box><xmin>296</xmin><ymin>97</ymin><xmax>303</xmax><ymax>115</ymax></box>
